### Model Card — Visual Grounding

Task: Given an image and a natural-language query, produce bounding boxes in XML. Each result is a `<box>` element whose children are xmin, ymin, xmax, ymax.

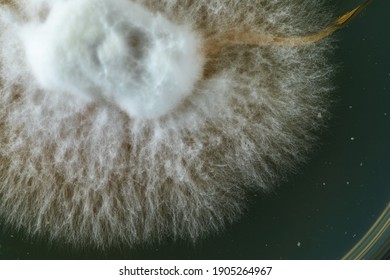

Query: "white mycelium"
<box><xmin>20</xmin><ymin>0</ymin><xmax>204</xmax><ymax>118</ymax></box>
<box><xmin>0</xmin><ymin>0</ymin><xmax>333</xmax><ymax>248</ymax></box>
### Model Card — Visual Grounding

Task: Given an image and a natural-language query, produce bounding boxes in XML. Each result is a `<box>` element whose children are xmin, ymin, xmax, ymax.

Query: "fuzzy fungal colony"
<box><xmin>0</xmin><ymin>0</ymin><xmax>368</xmax><ymax>248</ymax></box>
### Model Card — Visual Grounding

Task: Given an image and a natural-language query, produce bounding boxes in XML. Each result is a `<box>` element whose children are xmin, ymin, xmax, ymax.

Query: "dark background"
<box><xmin>1</xmin><ymin>0</ymin><xmax>389</xmax><ymax>259</ymax></box>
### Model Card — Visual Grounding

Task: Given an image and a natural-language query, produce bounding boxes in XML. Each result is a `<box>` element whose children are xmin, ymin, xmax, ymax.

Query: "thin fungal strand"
<box><xmin>335</xmin><ymin>0</ymin><xmax>373</xmax><ymax>26</ymax></box>
<box><xmin>203</xmin><ymin>0</ymin><xmax>373</xmax><ymax>56</ymax></box>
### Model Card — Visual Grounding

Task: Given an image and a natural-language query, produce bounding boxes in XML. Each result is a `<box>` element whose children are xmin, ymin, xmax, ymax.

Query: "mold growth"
<box><xmin>0</xmin><ymin>0</ymin><xmax>370</xmax><ymax>248</ymax></box>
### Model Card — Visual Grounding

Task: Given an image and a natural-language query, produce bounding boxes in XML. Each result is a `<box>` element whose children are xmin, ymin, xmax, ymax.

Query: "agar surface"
<box><xmin>0</xmin><ymin>0</ymin><xmax>362</xmax><ymax>248</ymax></box>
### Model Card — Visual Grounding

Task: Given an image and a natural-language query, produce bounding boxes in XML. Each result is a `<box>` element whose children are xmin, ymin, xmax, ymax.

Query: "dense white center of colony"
<box><xmin>19</xmin><ymin>0</ymin><xmax>204</xmax><ymax>118</ymax></box>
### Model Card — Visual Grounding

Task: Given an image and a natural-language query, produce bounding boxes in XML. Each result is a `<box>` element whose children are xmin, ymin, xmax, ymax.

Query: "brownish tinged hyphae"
<box><xmin>203</xmin><ymin>0</ymin><xmax>372</xmax><ymax>55</ymax></box>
